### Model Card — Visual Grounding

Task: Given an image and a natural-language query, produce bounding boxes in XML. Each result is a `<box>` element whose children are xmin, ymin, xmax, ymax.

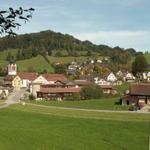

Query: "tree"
<box><xmin>80</xmin><ymin>84</ymin><xmax>103</xmax><ymax>100</ymax></box>
<box><xmin>132</xmin><ymin>54</ymin><xmax>148</xmax><ymax>76</ymax></box>
<box><xmin>54</xmin><ymin>64</ymin><xmax>66</xmax><ymax>74</ymax></box>
<box><xmin>0</xmin><ymin>7</ymin><xmax>34</xmax><ymax>36</ymax></box>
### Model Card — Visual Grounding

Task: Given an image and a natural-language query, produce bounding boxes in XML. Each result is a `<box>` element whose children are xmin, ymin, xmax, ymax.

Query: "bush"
<box><xmin>71</xmin><ymin>93</ymin><xmax>81</xmax><ymax>101</ymax></box>
<box><xmin>80</xmin><ymin>84</ymin><xmax>103</xmax><ymax>100</ymax></box>
<box><xmin>29</xmin><ymin>94</ymin><xmax>36</xmax><ymax>100</ymax></box>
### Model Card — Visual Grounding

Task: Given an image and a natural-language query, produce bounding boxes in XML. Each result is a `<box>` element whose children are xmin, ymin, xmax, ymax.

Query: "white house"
<box><xmin>124</xmin><ymin>72</ymin><xmax>136</xmax><ymax>82</ymax></box>
<box><xmin>147</xmin><ymin>72</ymin><xmax>150</xmax><ymax>82</ymax></box>
<box><xmin>107</xmin><ymin>72</ymin><xmax>117</xmax><ymax>82</ymax></box>
<box><xmin>17</xmin><ymin>72</ymin><xmax>38</xmax><ymax>88</ymax></box>
<box><xmin>94</xmin><ymin>77</ymin><xmax>111</xmax><ymax>85</ymax></box>
<box><xmin>32</xmin><ymin>75</ymin><xmax>49</xmax><ymax>85</ymax></box>
<box><xmin>116</xmin><ymin>70</ymin><xmax>123</xmax><ymax>77</ymax></box>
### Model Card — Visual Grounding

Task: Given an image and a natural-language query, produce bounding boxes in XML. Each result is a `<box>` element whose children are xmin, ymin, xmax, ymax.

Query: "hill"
<box><xmin>0</xmin><ymin>29</ymin><xmax>144</xmax><ymax>73</ymax></box>
<box><xmin>0</xmin><ymin>30</ymin><xmax>137</xmax><ymax>57</ymax></box>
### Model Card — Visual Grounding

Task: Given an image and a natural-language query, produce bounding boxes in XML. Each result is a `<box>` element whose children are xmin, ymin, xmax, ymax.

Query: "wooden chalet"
<box><xmin>37</xmin><ymin>87</ymin><xmax>81</xmax><ymax>100</ymax></box>
<box><xmin>121</xmin><ymin>83</ymin><xmax>150</xmax><ymax>107</ymax></box>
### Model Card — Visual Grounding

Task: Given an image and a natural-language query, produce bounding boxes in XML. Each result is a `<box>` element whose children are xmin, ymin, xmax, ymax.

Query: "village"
<box><xmin>0</xmin><ymin>61</ymin><xmax>150</xmax><ymax>111</ymax></box>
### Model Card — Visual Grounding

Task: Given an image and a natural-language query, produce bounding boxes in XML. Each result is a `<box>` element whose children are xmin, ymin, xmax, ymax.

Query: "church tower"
<box><xmin>8</xmin><ymin>63</ymin><xmax>17</xmax><ymax>75</ymax></box>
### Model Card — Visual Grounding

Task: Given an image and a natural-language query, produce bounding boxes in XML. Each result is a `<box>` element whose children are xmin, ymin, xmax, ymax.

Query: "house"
<box><xmin>107</xmin><ymin>72</ymin><xmax>117</xmax><ymax>83</ymax></box>
<box><xmin>0</xmin><ymin>87</ymin><xmax>9</xmax><ymax>99</ymax></box>
<box><xmin>100</xmin><ymin>85</ymin><xmax>117</xmax><ymax>95</ymax></box>
<box><xmin>121</xmin><ymin>83</ymin><xmax>150</xmax><ymax>107</ymax></box>
<box><xmin>147</xmin><ymin>72</ymin><xmax>150</xmax><ymax>82</ymax></box>
<box><xmin>37</xmin><ymin>87</ymin><xmax>81</xmax><ymax>100</ymax></box>
<box><xmin>42</xmin><ymin>74</ymin><xmax>67</xmax><ymax>84</ymax></box>
<box><xmin>94</xmin><ymin>78</ymin><xmax>111</xmax><ymax>86</ymax></box>
<box><xmin>30</xmin><ymin>74</ymin><xmax>68</xmax><ymax>97</ymax></box>
<box><xmin>124</xmin><ymin>72</ymin><xmax>136</xmax><ymax>82</ymax></box>
<box><xmin>12</xmin><ymin>75</ymin><xmax>22</xmax><ymax>88</ymax></box>
<box><xmin>116</xmin><ymin>70</ymin><xmax>123</xmax><ymax>77</ymax></box>
<box><xmin>32</xmin><ymin>75</ymin><xmax>49</xmax><ymax>85</ymax></box>
<box><xmin>67</xmin><ymin>62</ymin><xmax>79</xmax><ymax>75</ymax></box>
<box><xmin>17</xmin><ymin>72</ymin><xmax>38</xmax><ymax>88</ymax></box>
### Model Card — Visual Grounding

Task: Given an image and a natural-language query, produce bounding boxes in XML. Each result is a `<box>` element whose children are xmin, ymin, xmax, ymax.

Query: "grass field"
<box><xmin>0</xmin><ymin>104</ymin><xmax>149</xmax><ymax>150</ymax></box>
<box><xmin>16</xmin><ymin>55</ymin><xmax>54</xmax><ymax>72</ymax></box>
<box><xmin>27</xmin><ymin>97</ymin><xmax>130</xmax><ymax>110</ymax></box>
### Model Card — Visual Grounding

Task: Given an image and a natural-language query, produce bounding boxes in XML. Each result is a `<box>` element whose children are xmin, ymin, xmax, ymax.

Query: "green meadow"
<box><xmin>27</xmin><ymin>97</ymin><xmax>130</xmax><ymax>110</ymax></box>
<box><xmin>0</xmin><ymin>104</ymin><xmax>149</xmax><ymax>150</ymax></box>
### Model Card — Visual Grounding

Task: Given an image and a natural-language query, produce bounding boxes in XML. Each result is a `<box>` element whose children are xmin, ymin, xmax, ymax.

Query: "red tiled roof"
<box><xmin>39</xmin><ymin>87</ymin><xmax>81</xmax><ymax>93</ymax></box>
<box><xmin>42</xmin><ymin>74</ymin><xmax>67</xmax><ymax>82</ymax></box>
<box><xmin>17</xmin><ymin>72</ymin><xmax>38</xmax><ymax>81</ymax></box>
<box><xmin>4</xmin><ymin>75</ymin><xmax>15</xmax><ymax>81</ymax></box>
<box><xmin>130</xmin><ymin>83</ymin><xmax>150</xmax><ymax>96</ymax></box>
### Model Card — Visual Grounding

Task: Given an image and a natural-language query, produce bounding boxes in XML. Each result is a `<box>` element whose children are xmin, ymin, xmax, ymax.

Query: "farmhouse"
<box><xmin>100</xmin><ymin>85</ymin><xmax>117</xmax><ymax>95</ymax></box>
<box><xmin>121</xmin><ymin>83</ymin><xmax>150</xmax><ymax>107</ymax></box>
<box><xmin>37</xmin><ymin>86</ymin><xmax>81</xmax><ymax>100</ymax></box>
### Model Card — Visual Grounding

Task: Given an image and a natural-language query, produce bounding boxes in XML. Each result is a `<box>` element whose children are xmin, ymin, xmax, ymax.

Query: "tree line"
<box><xmin>0</xmin><ymin>30</ymin><xmax>139</xmax><ymax>60</ymax></box>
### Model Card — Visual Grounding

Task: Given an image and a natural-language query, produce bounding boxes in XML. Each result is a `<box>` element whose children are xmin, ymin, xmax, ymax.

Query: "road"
<box><xmin>0</xmin><ymin>88</ymin><xmax>27</xmax><ymax>109</ymax></box>
<box><xmin>26</xmin><ymin>103</ymin><xmax>150</xmax><ymax>114</ymax></box>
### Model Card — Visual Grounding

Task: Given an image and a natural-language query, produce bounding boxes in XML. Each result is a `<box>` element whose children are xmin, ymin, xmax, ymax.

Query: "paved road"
<box><xmin>0</xmin><ymin>88</ymin><xmax>27</xmax><ymax>109</ymax></box>
<box><xmin>27</xmin><ymin>103</ymin><xmax>150</xmax><ymax>114</ymax></box>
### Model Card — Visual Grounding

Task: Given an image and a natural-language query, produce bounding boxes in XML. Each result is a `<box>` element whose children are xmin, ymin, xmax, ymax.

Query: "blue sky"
<box><xmin>1</xmin><ymin>0</ymin><xmax>150</xmax><ymax>51</ymax></box>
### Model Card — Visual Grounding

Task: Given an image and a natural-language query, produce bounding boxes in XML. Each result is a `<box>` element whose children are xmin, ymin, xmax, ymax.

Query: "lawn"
<box><xmin>0</xmin><ymin>104</ymin><xmax>149</xmax><ymax>150</ymax></box>
<box><xmin>27</xmin><ymin>97</ymin><xmax>130</xmax><ymax>110</ymax></box>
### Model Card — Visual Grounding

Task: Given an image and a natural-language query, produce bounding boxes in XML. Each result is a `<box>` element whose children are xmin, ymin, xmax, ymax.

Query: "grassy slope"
<box><xmin>0</xmin><ymin>104</ymin><xmax>149</xmax><ymax>150</ymax></box>
<box><xmin>17</xmin><ymin>55</ymin><xmax>54</xmax><ymax>72</ymax></box>
<box><xmin>144</xmin><ymin>53</ymin><xmax>150</xmax><ymax>64</ymax></box>
<box><xmin>27</xmin><ymin>97</ymin><xmax>130</xmax><ymax>110</ymax></box>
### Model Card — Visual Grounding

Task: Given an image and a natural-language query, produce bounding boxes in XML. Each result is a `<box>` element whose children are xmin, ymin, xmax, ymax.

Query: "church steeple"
<box><xmin>8</xmin><ymin>63</ymin><xmax>17</xmax><ymax>75</ymax></box>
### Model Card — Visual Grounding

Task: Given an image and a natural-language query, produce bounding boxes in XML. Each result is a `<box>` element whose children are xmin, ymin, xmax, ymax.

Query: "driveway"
<box><xmin>0</xmin><ymin>88</ymin><xmax>27</xmax><ymax>109</ymax></box>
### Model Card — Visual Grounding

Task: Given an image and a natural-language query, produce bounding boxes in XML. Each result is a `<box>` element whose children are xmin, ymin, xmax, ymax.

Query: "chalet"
<box><xmin>37</xmin><ymin>87</ymin><xmax>81</xmax><ymax>100</ymax></box>
<box><xmin>107</xmin><ymin>72</ymin><xmax>117</xmax><ymax>83</ymax></box>
<box><xmin>100</xmin><ymin>85</ymin><xmax>117</xmax><ymax>95</ymax></box>
<box><xmin>124</xmin><ymin>72</ymin><xmax>136</xmax><ymax>82</ymax></box>
<box><xmin>116</xmin><ymin>70</ymin><xmax>123</xmax><ymax>77</ymax></box>
<box><xmin>94</xmin><ymin>78</ymin><xmax>111</xmax><ymax>86</ymax></box>
<box><xmin>121</xmin><ymin>83</ymin><xmax>150</xmax><ymax>107</ymax></box>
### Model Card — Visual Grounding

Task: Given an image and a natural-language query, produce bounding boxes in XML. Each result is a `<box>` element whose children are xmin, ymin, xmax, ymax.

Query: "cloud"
<box><xmin>72</xmin><ymin>30</ymin><xmax>150</xmax><ymax>51</ymax></box>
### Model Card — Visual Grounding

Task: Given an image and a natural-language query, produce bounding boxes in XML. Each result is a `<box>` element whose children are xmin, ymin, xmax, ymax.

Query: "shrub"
<box><xmin>71</xmin><ymin>93</ymin><xmax>81</xmax><ymax>101</ymax></box>
<box><xmin>29</xmin><ymin>94</ymin><xmax>36</xmax><ymax>100</ymax></box>
<box><xmin>80</xmin><ymin>84</ymin><xmax>103</xmax><ymax>100</ymax></box>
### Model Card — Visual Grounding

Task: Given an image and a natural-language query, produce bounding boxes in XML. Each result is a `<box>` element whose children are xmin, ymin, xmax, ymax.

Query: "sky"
<box><xmin>1</xmin><ymin>0</ymin><xmax>150</xmax><ymax>51</ymax></box>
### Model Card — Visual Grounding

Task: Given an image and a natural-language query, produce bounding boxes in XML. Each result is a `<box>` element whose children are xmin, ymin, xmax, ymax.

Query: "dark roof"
<box><xmin>130</xmin><ymin>83</ymin><xmax>150</xmax><ymax>96</ymax></box>
<box><xmin>4</xmin><ymin>75</ymin><xmax>15</xmax><ymax>81</ymax></box>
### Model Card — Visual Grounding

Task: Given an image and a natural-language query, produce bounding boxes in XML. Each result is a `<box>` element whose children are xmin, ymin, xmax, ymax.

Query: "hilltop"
<box><xmin>0</xmin><ymin>29</ymin><xmax>146</xmax><ymax>73</ymax></box>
